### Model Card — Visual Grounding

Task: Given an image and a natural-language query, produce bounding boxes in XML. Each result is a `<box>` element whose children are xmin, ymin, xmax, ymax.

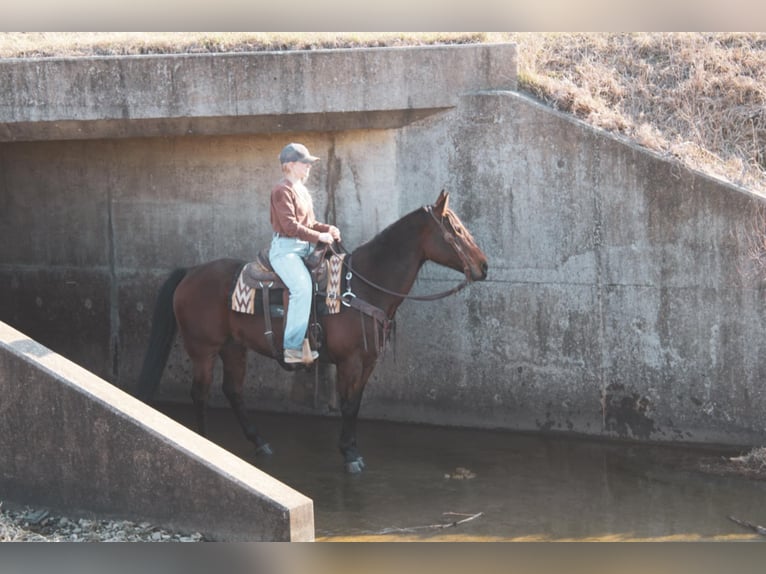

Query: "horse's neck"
<box><xmin>350</xmin><ymin>211</ymin><xmax>426</xmax><ymax>316</ymax></box>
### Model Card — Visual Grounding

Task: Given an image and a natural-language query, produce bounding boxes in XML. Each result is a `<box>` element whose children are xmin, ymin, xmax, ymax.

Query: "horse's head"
<box><xmin>423</xmin><ymin>190</ymin><xmax>488</xmax><ymax>282</ymax></box>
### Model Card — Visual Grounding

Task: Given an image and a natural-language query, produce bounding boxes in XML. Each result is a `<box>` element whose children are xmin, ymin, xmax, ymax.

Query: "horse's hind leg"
<box><xmin>189</xmin><ymin>351</ymin><xmax>216</xmax><ymax>438</ymax></box>
<box><xmin>220</xmin><ymin>340</ymin><xmax>272</xmax><ymax>456</ymax></box>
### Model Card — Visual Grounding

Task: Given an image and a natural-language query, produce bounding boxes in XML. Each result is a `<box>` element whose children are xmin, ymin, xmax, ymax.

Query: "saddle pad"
<box><xmin>231</xmin><ymin>253</ymin><xmax>347</xmax><ymax>316</ymax></box>
<box><xmin>326</xmin><ymin>253</ymin><xmax>346</xmax><ymax>314</ymax></box>
<box><xmin>231</xmin><ymin>267</ymin><xmax>256</xmax><ymax>314</ymax></box>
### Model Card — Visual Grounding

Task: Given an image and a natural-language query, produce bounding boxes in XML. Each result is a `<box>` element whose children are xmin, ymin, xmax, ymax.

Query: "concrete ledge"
<box><xmin>0</xmin><ymin>108</ymin><xmax>451</xmax><ymax>141</ymax></box>
<box><xmin>0</xmin><ymin>43</ymin><xmax>517</xmax><ymax>141</ymax></box>
<box><xmin>0</xmin><ymin>321</ymin><xmax>314</xmax><ymax>541</ymax></box>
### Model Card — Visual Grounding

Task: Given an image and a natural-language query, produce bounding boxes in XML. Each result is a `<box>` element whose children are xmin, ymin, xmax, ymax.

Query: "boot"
<box><xmin>283</xmin><ymin>340</ymin><xmax>319</xmax><ymax>364</ymax></box>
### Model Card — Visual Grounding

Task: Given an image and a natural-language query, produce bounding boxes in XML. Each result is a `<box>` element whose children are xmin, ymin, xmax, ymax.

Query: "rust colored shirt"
<box><xmin>269</xmin><ymin>178</ymin><xmax>331</xmax><ymax>243</ymax></box>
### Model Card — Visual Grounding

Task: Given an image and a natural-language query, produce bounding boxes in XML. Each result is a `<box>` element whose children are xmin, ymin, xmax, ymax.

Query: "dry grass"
<box><xmin>509</xmin><ymin>32</ymin><xmax>766</xmax><ymax>194</ymax></box>
<box><xmin>731</xmin><ymin>446</ymin><xmax>766</xmax><ymax>467</ymax></box>
<box><xmin>725</xmin><ymin>447</ymin><xmax>766</xmax><ymax>480</ymax></box>
<box><xmin>2</xmin><ymin>33</ymin><xmax>765</xmax><ymax>196</ymax></box>
<box><xmin>0</xmin><ymin>32</ymin><xmax>487</xmax><ymax>58</ymax></box>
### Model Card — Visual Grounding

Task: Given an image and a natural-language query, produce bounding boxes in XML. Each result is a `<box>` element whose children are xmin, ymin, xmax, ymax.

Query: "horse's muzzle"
<box><xmin>472</xmin><ymin>260</ymin><xmax>488</xmax><ymax>281</ymax></box>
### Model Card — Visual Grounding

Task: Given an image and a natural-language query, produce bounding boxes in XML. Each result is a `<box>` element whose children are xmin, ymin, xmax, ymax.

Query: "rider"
<box><xmin>269</xmin><ymin>142</ymin><xmax>342</xmax><ymax>364</ymax></box>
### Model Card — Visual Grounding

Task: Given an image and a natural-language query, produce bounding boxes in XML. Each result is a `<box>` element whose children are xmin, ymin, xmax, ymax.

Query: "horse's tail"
<box><xmin>135</xmin><ymin>268</ymin><xmax>188</xmax><ymax>402</ymax></box>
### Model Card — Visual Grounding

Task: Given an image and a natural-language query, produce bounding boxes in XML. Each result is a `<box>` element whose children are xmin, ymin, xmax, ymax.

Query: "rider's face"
<box><xmin>289</xmin><ymin>161</ymin><xmax>311</xmax><ymax>182</ymax></box>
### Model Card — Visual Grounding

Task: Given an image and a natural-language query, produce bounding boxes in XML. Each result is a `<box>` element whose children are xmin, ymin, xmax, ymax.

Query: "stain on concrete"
<box><xmin>323</xmin><ymin>139</ymin><xmax>341</xmax><ymax>225</ymax></box>
<box><xmin>603</xmin><ymin>384</ymin><xmax>656</xmax><ymax>440</ymax></box>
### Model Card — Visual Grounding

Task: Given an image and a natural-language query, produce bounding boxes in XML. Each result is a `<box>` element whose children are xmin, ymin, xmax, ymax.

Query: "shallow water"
<box><xmin>158</xmin><ymin>403</ymin><xmax>766</xmax><ymax>541</ymax></box>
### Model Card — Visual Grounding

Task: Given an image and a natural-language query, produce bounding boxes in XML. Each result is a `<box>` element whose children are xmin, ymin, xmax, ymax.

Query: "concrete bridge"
<box><xmin>2</xmin><ymin>43</ymin><xmax>766</xmax><ymax>538</ymax></box>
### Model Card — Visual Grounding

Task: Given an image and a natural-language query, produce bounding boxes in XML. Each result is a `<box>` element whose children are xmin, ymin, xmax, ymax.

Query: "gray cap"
<box><xmin>279</xmin><ymin>143</ymin><xmax>319</xmax><ymax>164</ymax></box>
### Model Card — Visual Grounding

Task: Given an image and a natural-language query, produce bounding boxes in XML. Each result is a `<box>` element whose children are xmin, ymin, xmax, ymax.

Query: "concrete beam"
<box><xmin>0</xmin><ymin>321</ymin><xmax>314</xmax><ymax>541</ymax></box>
<box><xmin>0</xmin><ymin>43</ymin><xmax>517</xmax><ymax>141</ymax></box>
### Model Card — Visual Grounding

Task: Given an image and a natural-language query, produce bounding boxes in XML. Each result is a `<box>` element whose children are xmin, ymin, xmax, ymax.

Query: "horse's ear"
<box><xmin>434</xmin><ymin>189</ymin><xmax>450</xmax><ymax>215</ymax></box>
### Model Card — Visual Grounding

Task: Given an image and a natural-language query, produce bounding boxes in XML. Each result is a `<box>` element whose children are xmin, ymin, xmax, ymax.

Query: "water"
<box><xmin>158</xmin><ymin>403</ymin><xmax>766</xmax><ymax>541</ymax></box>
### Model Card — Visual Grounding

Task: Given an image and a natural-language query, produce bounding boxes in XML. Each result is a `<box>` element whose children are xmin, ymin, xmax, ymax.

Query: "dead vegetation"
<box><xmin>700</xmin><ymin>446</ymin><xmax>766</xmax><ymax>482</ymax></box>
<box><xmin>729</xmin><ymin>446</ymin><xmax>766</xmax><ymax>473</ymax></box>
<box><xmin>511</xmin><ymin>32</ymin><xmax>766</xmax><ymax>195</ymax></box>
<box><xmin>0</xmin><ymin>501</ymin><xmax>204</xmax><ymax>542</ymax></box>
<box><xmin>0</xmin><ymin>32</ymin><xmax>487</xmax><ymax>58</ymax></box>
<box><xmin>2</xmin><ymin>32</ymin><xmax>765</xmax><ymax>196</ymax></box>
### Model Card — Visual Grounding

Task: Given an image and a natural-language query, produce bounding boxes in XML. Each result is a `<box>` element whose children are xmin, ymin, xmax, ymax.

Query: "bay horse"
<box><xmin>135</xmin><ymin>190</ymin><xmax>488</xmax><ymax>473</ymax></box>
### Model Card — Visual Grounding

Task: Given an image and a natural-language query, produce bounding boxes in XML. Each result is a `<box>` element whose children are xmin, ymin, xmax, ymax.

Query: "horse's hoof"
<box><xmin>344</xmin><ymin>457</ymin><xmax>365</xmax><ymax>474</ymax></box>
<box><xmin>255</xmin><ymin>443</ymin><xmax>273</xmax><ymax>456</ymax></box>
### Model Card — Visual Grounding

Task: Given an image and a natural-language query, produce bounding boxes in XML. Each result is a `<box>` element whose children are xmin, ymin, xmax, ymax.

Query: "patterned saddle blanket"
<box><xmin>231</xmin><ymin>247</ymin><xmax>346</xmax><ymax>316</ymax></box>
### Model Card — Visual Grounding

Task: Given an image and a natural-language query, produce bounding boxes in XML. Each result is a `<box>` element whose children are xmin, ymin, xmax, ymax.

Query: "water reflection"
<box><xmin>158</xmin><ymin>404</ymin><xmax>766</xmax><ymax>541</ymax></box>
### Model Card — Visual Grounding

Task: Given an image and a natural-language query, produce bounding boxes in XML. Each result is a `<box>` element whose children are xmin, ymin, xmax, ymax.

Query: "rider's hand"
<box><xmin>328</xmin><ymin>226</ymin><xmax>342</xmax><ymax>242</ymax></box>
<box><xmin>318</xmin><ymin>232</ymin><xmax>334</xmax><ymax>244</ymax></box>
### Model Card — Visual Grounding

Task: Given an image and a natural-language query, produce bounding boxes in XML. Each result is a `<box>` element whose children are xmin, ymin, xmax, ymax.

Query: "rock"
<box><xmin>0</xmin><ymin>501</ymin><xmax>208</xmax><ymax>542</ymax></box>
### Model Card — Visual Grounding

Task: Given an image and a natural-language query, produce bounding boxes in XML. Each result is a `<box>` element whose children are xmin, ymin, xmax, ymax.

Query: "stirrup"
<box><xmin>301</xmin><ymin>338</ymin><xmax>319</xmax><ymax>363</ymax></box>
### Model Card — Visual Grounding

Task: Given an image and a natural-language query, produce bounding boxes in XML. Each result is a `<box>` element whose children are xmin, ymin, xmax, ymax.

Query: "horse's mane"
<box><xmin>352</xmin><ymin>206</ymin><xmax>426</xmax><ymax>261</ymax></box>
<box><xmin>353</xmin><ymin>203</ymin><xmax>473</xmax><ymax>258</ymax></box>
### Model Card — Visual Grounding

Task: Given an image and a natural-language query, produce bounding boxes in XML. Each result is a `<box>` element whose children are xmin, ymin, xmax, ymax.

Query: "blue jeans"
<box><xmin>269</xmin><ymin>235</ymin><xmax>314</xmax><ymax>351</ymax></box>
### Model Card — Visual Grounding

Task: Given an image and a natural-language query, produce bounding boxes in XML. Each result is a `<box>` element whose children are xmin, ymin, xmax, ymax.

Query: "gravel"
<box><xmin>0</xmin><ymin>501</ymin><xmax>206</xmax><ymax>542</ymax></box>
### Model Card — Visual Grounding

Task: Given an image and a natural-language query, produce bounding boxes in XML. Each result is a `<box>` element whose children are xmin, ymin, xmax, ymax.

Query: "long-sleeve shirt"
<box><xmin>269</xmin><ymin>178</ymin><xmax>332</xmax><ymax>243</ymax></box>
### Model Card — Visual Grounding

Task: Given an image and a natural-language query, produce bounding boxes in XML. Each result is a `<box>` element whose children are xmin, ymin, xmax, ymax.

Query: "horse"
<box><xmin>135</xmin><ymin>190</ymin><xmax>488</xmax><ymax>473</ymax></box>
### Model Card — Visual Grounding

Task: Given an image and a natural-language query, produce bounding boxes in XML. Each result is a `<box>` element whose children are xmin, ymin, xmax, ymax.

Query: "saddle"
<box><xmin>241</xmin><ymin>244</ymin><xmax>329</xmax><ymax>291</ymax></box>
<box><xmin>232</xmin><ymin>243</ymin><xmax>346</xmax><ymax>362</ymax></box>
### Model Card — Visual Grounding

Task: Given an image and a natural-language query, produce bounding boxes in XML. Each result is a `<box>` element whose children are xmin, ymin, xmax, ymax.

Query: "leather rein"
<box><xmin>333</xmin><ymin>204</ymin><xmax>474</xmax><ymax>304</ymax></box>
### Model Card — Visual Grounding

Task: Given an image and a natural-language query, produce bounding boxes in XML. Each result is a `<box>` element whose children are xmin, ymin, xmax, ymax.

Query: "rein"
<box><xmin>343</xmin><ymin>256</ymin><xmax>470</xmax><ymax>302</ymax></box>
<box><xmin>330</xmin><ymin>204</ymin><xmax>473</xmax><ymax>303</ymax></box>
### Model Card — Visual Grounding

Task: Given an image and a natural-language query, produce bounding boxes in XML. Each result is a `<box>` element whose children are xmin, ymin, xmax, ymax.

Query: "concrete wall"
<box><xmin>386</xmin><ymin>91</ymin><xmax>766</xmax><ymax>446</ymax></box>
<box><xmin>0</xmin><ymin>321</ymin><xmax>314</xmax><ymax>541</ymax></box>
<box><xmin>2</xmin><ymin>44</ymin><xmax>766</xmax><ymax>447</ymax></box>
<box><xmin>0</xmin><ymin>44</ymin><xmax>515</xmax><ymax>140</ymax></box>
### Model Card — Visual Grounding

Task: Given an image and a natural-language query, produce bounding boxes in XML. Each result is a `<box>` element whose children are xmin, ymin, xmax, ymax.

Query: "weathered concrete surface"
<box><xmin>0</xmin><ymin>44</ymin><xmax>518</xmax><ymax>141</ymax></box>
<box><xmin>0</xmin><ymin>321</ymin><xmax>314</xmax><ymax>541</ymax></box>
<box><xmin>2</xmin><ymin>44</ymin><xmax>766</xmax><ymax>448</ymax></box>
<box><xmin>378</xmin><ymin>90</ymin><xmax>766</xmax><ymax>446</ymax></box>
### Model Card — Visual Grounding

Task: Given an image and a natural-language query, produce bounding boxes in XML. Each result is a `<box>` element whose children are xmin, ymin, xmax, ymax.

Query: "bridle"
<box><xmin>424</xmin><ymin>204</ymin><xmax>477</xmax><ymax>283</ymax></box>
<box><xmin>333</xmin><ymin>204</ymin><xmax>475</xmax><ymax>304</ymax></box>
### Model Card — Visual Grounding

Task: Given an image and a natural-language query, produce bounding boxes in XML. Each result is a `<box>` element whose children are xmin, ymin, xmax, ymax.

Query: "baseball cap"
<box><xmin>279</xmin><ymin>143</ymin><xmax>320</xmax><ymax>164</ymax></box>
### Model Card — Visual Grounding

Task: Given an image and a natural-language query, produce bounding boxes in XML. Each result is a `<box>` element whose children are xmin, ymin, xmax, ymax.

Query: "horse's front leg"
<box><xmin>336</xmin><ymin>358</ymin><xmax>374</xmax><ymax>474</ymax></box>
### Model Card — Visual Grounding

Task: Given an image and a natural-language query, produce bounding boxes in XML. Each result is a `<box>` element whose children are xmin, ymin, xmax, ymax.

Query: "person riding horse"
<box><xmin>137</xmin><ymin>186</ymin><xmax>487</xmax><ymax>473</ymax></box>
<box><xmin>268</xmin><ymin>143</ymin><xmax>342</xmax><ymax>364</ymax></box>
